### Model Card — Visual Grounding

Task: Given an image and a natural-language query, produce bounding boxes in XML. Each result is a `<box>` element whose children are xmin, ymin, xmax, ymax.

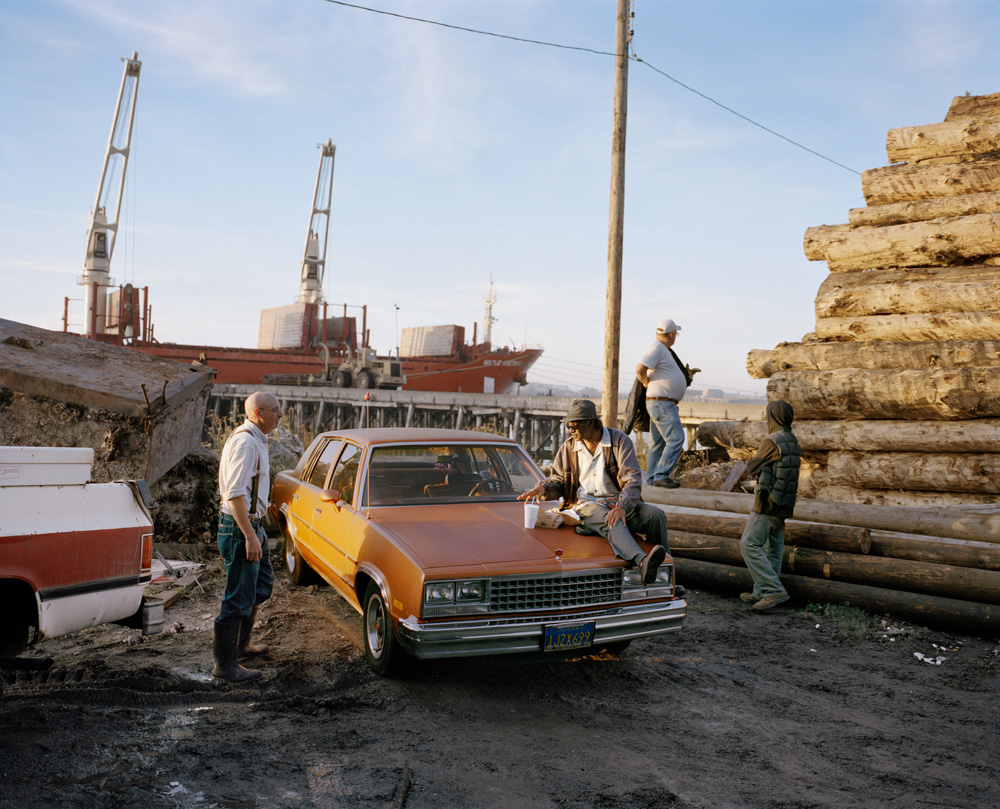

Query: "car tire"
<box><xmin>355</xmin><ymin>370</ymin><xmax>375</xmax><ymax>389</ymax></box>
<box><xmin>284</xmin><ymin>527</ymin><xmax>320</xmax><ymax>586</ymax></box>
<box><xmin>362</xmin><ymin>581</ymin><xmax>410</xmax><ymax>677</ymax></box>
<box><xmin>332</xmin><ymin>370</ymin><xmax>351</xmax><ymax>388</ymax></box>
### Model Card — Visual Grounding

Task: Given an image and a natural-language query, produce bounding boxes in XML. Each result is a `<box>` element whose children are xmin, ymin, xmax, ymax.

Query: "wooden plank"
<box><xmin>720</xmin><ymin>460</ymin><xmax>746</xmax><ymax>492</ymax></box>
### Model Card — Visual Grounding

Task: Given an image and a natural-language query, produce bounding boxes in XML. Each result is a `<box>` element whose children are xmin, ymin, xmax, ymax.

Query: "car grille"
<box><xmin>489</xmin><ymin>570</ymin><xmax>621</xmax><ymax>612</ymax></box>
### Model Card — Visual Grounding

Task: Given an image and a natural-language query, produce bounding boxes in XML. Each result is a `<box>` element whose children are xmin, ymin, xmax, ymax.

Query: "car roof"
<box><xmin>315</xmin><ymin>428</ymin><xmax>521</xmax><ymax>447</ymax></box>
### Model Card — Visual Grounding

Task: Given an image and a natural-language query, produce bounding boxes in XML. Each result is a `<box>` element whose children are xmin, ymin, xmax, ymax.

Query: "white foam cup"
<box><xmin>524</xmin><ymin>501</ymin><xmax>540</xmax><ymax>529</ymax></box>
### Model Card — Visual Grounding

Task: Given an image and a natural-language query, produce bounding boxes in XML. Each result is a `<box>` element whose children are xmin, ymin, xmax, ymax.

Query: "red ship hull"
<box><xmin>125</xmin><ymin>342</ymin><xmax>541</xmax><ymax>394</ymax></box>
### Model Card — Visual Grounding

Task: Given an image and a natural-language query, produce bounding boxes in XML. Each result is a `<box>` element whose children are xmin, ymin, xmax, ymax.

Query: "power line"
<box><xmin>320</xmin><ymin>0</ymin><xmax>614</xmax><ymax>55</ymax></box>
<box><xmin>318</xmin><ymin>0</ymin><xmax>860</xmax><ymax>175</ymax></box>
<box><xmin>635</xmin><ymin>58</ymin><xmax>861</xmax><ymax>175</ymax></box>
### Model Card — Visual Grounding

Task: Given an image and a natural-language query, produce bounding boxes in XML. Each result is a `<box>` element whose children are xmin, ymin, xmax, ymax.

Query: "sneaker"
<box><xmin>739</xmin><ymin>592</ymin><xmax>761</xmax><ymax>604</ymax></box>
<box><xmin>752</xmin><ymin>593</ymin><xmax>790</xmax><ymax>611</ymax></box>
<box><xmin>650</xmin><ymin>478</ymin><xmax>680</xmax><ymax>489</ymax></box>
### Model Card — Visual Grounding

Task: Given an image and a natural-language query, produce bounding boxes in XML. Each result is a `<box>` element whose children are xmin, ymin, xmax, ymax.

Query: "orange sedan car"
<box><xmin>269</xmin><ymin>428</ymin><xmax>686</xmax><ymax>675</ymax></box>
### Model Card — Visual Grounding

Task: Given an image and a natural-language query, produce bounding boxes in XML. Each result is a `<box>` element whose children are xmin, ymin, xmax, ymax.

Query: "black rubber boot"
<box><xmin>238</xmin><ymin>606</ymin><xmax>270</xmax><ymax>660</ymax></box>
<box><xmin>213</xmin><ymin>619</ymin><xmax>261</xmax><ymax>683</ymax></box>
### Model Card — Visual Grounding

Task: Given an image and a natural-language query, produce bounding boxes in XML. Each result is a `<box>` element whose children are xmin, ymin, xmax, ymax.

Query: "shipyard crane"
<box><xmin>482</xmin><ymin>276</ymin><xmax>497</xmax><ymax>346</ymax></box>
<box><xmin>298</xmin><ymin>139</ymin><xmax>335</xmax><ymax>305</ymax></box>
<box><xmin>80</xmin><ymin>51</ymin><xmax>141</xmax><ymax>337</ymax></box>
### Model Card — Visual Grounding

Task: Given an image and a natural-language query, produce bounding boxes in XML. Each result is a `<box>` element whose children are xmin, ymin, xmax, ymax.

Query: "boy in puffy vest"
<box><xmin>739</xmin><ymin>400</ymin><xmax>800</xmax><ymax>611</ymax></box>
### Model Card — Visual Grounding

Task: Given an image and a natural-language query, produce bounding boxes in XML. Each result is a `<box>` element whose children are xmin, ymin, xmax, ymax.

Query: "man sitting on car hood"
<box><xmin>519</xmin><ymin>399</ymin><xmax>668</xmax><ymax>585</ymax></box>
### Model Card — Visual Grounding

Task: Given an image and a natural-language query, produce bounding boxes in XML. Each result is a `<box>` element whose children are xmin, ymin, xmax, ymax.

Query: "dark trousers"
<box><xmin>216</xmin><ymin>513</ymin><xmax>274</xmax><ymax>622</ymax></box>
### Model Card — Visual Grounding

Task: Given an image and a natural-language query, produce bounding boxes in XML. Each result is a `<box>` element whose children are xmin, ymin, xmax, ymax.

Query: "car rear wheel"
<box><xmin>362</xmin><ymin>581</ymin><xmax>410</xmax><ymax>677</ymax></box>
<box><xmin>284</xmin><ymin>527</ymin><xmax>320</xmax><ymax>586</ymax></box>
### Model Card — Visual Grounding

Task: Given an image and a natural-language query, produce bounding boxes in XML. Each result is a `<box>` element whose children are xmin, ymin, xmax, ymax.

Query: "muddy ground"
<box><xmin>1</xmin><ymin>542</ymin><xmax>997</xmax><ymax>809</ymax></box>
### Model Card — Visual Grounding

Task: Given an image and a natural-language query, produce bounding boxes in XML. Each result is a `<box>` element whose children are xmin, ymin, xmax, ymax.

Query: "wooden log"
<box><xmin>861</xmin><ymin>157</ymin><xmax>1000</xmax><ymax>206</ymax></box>
<box><xmin>803</xmin><ymin>213</ymin><xmax>1000</xmax><ymax>272</ymax></box>
<box><xmin>815</xmin><ymin>266</ymin><xmax>1000</xmax><ymax>319</ymax></box>
<box><xmin>803</xmin><ymin>224</ymin><xmax>851</xmax><ymax>261</ymax></box>
<box><xmin>814</xmin><ymin>311</ymin><xmax>1000</xmax><ymax>342</ymax></box>
<box><xmin>668</xmin><ymin>505</ymin><xmax>1000</xmax><ymax>563</ymax></box>
<box><xmin>767</xmin><ymin>368</ymin><xmax>1000</xmax><ymax>420</ymax></box>
<box><xmin>696</xmin><ymin>417</ymin><xmax>1000</xmax><ymax>454</ymax></box>
<box><xmin>826</xmin><ymin>451</ymin><xmax>1000</xmax><ymax>494</ymax></box>
<box><xmin>673</xmin><ymin>558</ymin><xmax>1000</xmax><ymax>636</ymax></box>
<box><xmin>746</xmin><ymin>339</ymin><xmax>1000</xmax><ymax>378</ymax></box>
<box><xmin>869</xmin><ymin>529</ymin><xmax>1000</xmax><ymax>572</ymax></box>
<box><xmin>946</xmin><ymin>92</ymin><xmax>1000</xmax><ymax>122</ymax></box>
<box><xmin>813</xmin><ymin>485</ymin><xmax>999</xmax><ymax>508</ymax></box>
<box><xmin>886</xmin><ymin>116</ymin><xmax>1000</xmax><ymax>165</ymax></box>
<box><xmin>849</xmin><ymin>190</ymin><xmax>1000</xmax><ymax>228</ymax></box>
<box><xmin>669</xmin><ymin>531</ymin><xmax>1000</xmax><ymax>605</ymax></box>
<box><xmin>659</xmin><ymin>506</ymin><xmax>871</xmax><ymax>554</ymax></box>
<box><xmin>641</xmin><ymin>486</ymin><xmax>1000</xmax><ymax>544</ymax></box>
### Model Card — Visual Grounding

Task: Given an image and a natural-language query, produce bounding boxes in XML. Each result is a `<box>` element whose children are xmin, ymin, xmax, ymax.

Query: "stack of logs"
<box><xmin>645</xmin><ymin>489</ymin><xmax>1000</xmax><ymax>635</ymax></box>
<box><xmin>701</xmin><ymin>90</ymin><xmax>1000</xmax><ymax>508</ymax></box>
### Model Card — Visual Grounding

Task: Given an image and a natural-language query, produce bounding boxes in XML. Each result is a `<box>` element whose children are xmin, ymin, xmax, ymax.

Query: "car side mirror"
<box><xmin>320</xmin><ymin>488</ymin><xmax>342</xmax><ymax>511</ymax></box>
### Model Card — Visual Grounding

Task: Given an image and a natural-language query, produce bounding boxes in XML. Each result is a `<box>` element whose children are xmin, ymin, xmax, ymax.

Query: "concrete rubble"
<box><xmin>0</xmin><ymin>318</ymin><xmax>214</xmax><ymax>486</ymax></box>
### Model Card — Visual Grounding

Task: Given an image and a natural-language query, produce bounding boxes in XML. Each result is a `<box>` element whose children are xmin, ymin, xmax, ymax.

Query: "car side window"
<box><xmin>329</xmin><ymin>443</ymin><xmax>361</xmax><ymax>506</ymax></box>
<box><xmin>308</xmin><ymin>439</ymin><xmax>343</xmax><ymax>489</ymax></box>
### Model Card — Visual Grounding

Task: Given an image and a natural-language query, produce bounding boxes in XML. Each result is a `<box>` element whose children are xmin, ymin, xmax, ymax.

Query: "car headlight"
<box><xmin>622</xmin><ymin>565</ymin><xmax>673</xmax><ymax>595</ymax></box>
<box><xmin>456</xmin><ymin>581</ymin><xmax>486</xmax><ymax>601</ymax></box>
<box><xmin>425</xmin><ymin>582</ymin><xmax>455</xmax><ymax>603</ymax></box>
<box><xmin>423</xmin><ymin>579</ymin><xmax>489</xmax><ymax>616</ymax></box>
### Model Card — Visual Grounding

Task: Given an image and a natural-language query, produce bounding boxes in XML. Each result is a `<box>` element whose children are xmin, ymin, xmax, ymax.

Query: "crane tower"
<box><xmin>80</xmin><ymin>51</ymin><xmax>141</xmax><ymax>337</ymax></box>
<box><xmin>298</xmin><ymin>140</ymin><xmax>336</xmax><ymax>305</ymax></box>
<box><xmin>482</xmin><ymin>276</ymin><xmax>497</xmax><ymax>346</ymax></box>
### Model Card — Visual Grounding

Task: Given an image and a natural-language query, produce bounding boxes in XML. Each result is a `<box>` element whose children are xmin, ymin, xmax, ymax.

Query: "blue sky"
<box><xmin>1</xmin><ymin>0</ymin><xmax>996</xmax><ymax>395</ymax></box>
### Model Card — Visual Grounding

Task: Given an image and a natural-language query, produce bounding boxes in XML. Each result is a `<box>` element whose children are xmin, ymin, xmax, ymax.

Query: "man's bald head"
<box><xmin>245</xmin><ymin>391</ymin><xmax>281</xmax><ymax>434</ymax></box>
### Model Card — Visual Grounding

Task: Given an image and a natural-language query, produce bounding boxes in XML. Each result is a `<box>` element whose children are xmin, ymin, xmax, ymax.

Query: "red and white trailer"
<box><xmin>0</xmin><ymin>446</ymin><xmax>160</xmax><ymax>663</ymax></box>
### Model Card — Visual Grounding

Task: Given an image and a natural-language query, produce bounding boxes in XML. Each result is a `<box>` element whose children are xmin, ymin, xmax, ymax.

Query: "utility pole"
<box><xmin>602</xmin><ymin>0</ymin><xmax>629</xmax><ymax>426</ymax></box>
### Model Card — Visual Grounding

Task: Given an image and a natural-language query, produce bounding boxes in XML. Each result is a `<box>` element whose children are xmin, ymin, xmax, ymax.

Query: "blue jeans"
<box><xmin>739</xmin><ymin>512</ymin><xmax>787</xmax><ymax>598</ymax></box>
<box><xmin>646</xmin><ymin>399</ymin><xmax>684</xmax><ymax>482</ymax></box>
<box><xmin>217</xmin><ymin>513</ymin><xmax>274</xmax><ymax>622</ymax></box>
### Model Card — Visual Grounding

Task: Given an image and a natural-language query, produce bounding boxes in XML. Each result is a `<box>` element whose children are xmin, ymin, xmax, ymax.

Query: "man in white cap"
<box><xmin>635</xmin><ymin>319</ymin><xmax>698</xmax><ymax>488</ymax></box>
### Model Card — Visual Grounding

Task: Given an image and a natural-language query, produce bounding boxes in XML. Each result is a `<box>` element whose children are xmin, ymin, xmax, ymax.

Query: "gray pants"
<box><xmin>575</xmin><ymin>500</ymin><xmax>669</xmax><ymax>562</ymax></box>
<box><xmin>739</xmin><ymin>511</ymin><xmax>787</xmax><ymax>598</ymax></box>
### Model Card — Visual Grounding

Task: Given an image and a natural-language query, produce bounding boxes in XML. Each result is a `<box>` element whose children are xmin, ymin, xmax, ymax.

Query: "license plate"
<box><xmin>543</xmin><ymin>621</ymin><xmax>595</xmax><ymax>652</ymax></box>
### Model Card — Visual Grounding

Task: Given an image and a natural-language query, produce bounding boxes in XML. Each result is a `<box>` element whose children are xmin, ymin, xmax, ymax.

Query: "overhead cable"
<box><xmin>319</xmin><ymin>0</ymin><xmax>861</xmax><ymax>175</ymax></box>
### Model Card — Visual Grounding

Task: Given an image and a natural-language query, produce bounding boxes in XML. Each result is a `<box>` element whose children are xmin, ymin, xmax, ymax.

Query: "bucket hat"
<box><xmin>562</xmin><ymin>399</ymin><xmax>600</xmax><ymax>423</ymax></box>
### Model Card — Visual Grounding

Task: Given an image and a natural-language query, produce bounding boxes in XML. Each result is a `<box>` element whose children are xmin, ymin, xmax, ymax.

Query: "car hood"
<box><xmin>369</xmin><ymin>502</ymin><xmax>612</xmax><ymax>570</ymax></box>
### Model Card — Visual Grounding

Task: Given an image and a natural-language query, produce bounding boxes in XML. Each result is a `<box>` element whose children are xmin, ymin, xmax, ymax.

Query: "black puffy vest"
<box><xmin>756</xmin><ymin>429</ymin><xmax>800</xmax><ymax>515</ymax></box>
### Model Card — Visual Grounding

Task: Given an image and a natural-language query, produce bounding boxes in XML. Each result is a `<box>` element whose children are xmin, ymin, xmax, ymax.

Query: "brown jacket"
<box><xmin>540</xmin><ymin>427</ymin><xmax>644</xmax><ymax>511</ymax></box>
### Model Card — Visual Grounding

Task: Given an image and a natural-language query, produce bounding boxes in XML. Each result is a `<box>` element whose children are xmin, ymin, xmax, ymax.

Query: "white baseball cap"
<box><xmin>656</xmin><ymin>319</ymin><xmax>682</xmax><ymax>334</ymax></box>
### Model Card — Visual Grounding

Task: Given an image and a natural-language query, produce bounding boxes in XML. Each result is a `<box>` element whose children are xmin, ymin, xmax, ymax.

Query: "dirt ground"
<box><xmin>1</xmin><ymin>542</ymin><xmax>997</xmax><ymax>809</ymax></box>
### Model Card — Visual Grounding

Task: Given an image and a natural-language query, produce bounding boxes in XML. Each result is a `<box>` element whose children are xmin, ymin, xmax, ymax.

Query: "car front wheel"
<box><xmin>362</xmin><ymin>581</ymin><xmax>410</xmax><ymax>677</ymax></box>
<box><xmin>284</xmin><ymin>527</ymin><xmax>319</xmax><ymax>586</ymax></box>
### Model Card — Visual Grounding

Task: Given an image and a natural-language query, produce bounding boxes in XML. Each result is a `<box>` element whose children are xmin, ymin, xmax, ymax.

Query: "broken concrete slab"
<box><xmin>0</xmin><ymin>318</ymin><xmax>213</xmax><ymax>485</ymax></box>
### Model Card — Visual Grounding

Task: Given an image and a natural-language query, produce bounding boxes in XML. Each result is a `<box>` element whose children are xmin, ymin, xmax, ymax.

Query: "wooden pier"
<box><xmin>209</xmin><ymin>384</ymin><xmax>765</xmax><ymax>462</ymax></box>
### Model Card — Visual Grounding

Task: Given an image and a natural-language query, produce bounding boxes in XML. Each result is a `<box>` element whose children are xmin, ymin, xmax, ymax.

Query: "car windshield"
<box><xmin>362</xmin><ymin>444</ymin><xmax>544</xmax><ymax>506</ymax></box>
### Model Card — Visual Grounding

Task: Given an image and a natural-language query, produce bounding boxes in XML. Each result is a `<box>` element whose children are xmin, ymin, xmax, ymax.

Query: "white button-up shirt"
<box><xmin>218</xmin><ymin>421</ymin><xmax>270</xmax><ymax>519</ymax></box>
<box><xmin>574</xmin><ymin>427</ymin><xmax>618</xmax><ymax>501</ymax></box>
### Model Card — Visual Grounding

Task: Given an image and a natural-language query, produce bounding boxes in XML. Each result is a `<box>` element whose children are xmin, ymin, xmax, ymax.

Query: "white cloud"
<box><xmin>58</xmin><ymin>0</ymin><xmax>296</xmax><ymax>95</ymax></box>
